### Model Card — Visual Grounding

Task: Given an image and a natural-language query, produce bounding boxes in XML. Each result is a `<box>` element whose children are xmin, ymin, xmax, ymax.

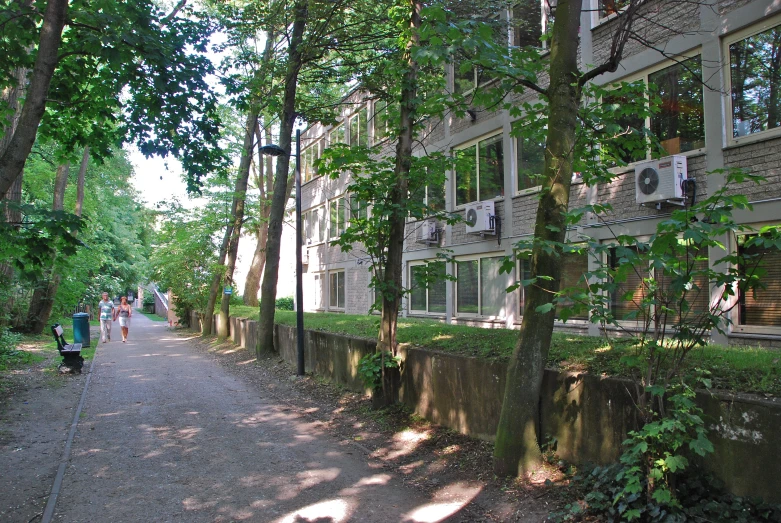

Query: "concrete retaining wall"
<box><xmin>191</xmin><ymin>311</ymin><xmax>781</xmax><ymax>502</ymax></box>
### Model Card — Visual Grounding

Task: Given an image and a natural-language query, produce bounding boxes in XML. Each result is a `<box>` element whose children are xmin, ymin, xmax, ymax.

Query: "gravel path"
<box><xmin>51</xmin><ymin>313</ymin><xmax>470</xmax><ymax>522</ymax></box>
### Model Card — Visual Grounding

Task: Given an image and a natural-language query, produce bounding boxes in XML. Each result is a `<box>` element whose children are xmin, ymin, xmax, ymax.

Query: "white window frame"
<box><xmin>408</xmin><ymin>260</ymin><xmax>448</xmax><ymax>316</ymax></box>
<box><xmin>453</xmin><ymin>132</ymin><xmax>505</xmax><ymax>208</ymax></box>
<box><xmin>730</xmin><ymin>223</ymin><xmax>781</xmax><ymax>336</ymax></box>
<box><xmin>329</xmin><ymin>123</ymin><xmax>346</xmax><ymax>147</ymax></box>
<box><xmin>601</xmin><ymin>51</ymin><xmax>706</xmax><ymax>171</ymax></box>
<box><xmin>301</xmin><ymin>140</ymin><xmax>323</xmax><ymax>183</ymax></box>
<box><xmin>516</xmin><ymin>248</ymin><xmax>590</xmax><ymax>323</ymax></box>
<box><xmin>305</xmin><ymin>204</ymin><xmax>326</xmax><ymax>245</ymax></box>
<box><xmin>723</xmin><ymin>13</ymin><xmax>781</xmax><ymax>147</ymax></box>
<box><xmin>511</xmin><ymin>1</ymin><xmax>555</xmax><ymax>50</ymax></box>
<box><xmin>348</xmin><ymin>105</ymin><xmax>368</xmax><ymax>148</ymax></box>
<box><xmin>312</xmin><ymin>272</ymin><xmax>325</xmax><ymax>311</ymax></box>
<box><xmin>454</xmin><ymin>253</ymin><xmax>507</xmax><ymax>319</ymax></box>
<box><xmin>329</xmin><ymin>196</ymin><xmax>346</xmax><ymax>240</ymax></box>
<box><xmin>590</xmin><ymin>0</ymin><xmax>629</xmax><ymax>28</ymax></box>
<box><xmin>328</xmin><ymin>270</ymin><xmax>346</xmax><ymax>311</ymax></box>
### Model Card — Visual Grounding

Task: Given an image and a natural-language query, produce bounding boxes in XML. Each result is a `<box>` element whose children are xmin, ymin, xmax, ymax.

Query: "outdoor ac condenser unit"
<box><xmin>635</xmin><ymin>155</ymin><xmax>688</xmax><ymax>205</ymax></box>
<box><xmin>465</xmin><ymin>200</ymin><xmax>496</xmax><ymax>235</ymax></box>
<box><xmin>416</xmin><ymin>219</ymin><xmax>438</xmax><ymax>245</ymax></box>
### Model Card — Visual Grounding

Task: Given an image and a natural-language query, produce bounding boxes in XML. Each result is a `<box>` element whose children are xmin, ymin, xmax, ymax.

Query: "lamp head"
<box><xmin>258</xmin><ymin>144</ymin><xmax>287</xmax><ymax>157</ymax></box>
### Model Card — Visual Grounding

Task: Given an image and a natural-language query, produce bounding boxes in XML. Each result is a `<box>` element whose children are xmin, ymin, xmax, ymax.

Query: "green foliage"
<box><xmin>275</xmin><ymin>297</ymin><xmax>294</xmax><ymax>311</ymax></box>
<box><xmin>358</xmin><ymin>351</ymin><xmax>401</xmax><ymax>391</ymax></box>
<box><xmin>150</xmin><ymin>200</ymin><xmax>220</xmax><ymax>324</ymax></box>
<box><xmin>0</xmin><ymin>0</ymin><xmax>226</xmax><ymax>187</ymax></box>
<box><xmin>554</xmin><ymin>463</ymin><xmax>781</xmax><ymax>522</ymax></box>
<box><xmin>0</xmin><ymin>327</ymin><xmax>27</xmax><ymax>371</ymax></box>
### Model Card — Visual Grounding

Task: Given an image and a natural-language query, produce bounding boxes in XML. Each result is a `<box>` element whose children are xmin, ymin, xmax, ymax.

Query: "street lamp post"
<box><xmin>258</xmin><ymin>129</ymin><xmax>305</xmax><ymax>376</ymax></box>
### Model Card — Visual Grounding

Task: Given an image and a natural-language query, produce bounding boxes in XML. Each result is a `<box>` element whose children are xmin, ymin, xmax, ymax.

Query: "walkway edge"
<box><xmin>41</xmin><ymin>345</ymin><xmax>99</xmax><ymax>523</ymax></box>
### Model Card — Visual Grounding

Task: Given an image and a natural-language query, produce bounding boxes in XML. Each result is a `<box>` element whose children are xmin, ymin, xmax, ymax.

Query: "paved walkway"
<box><xmin>52</xmin><ymin>312</ymin><xmax>457</xmax><ymax>522</ymax></box>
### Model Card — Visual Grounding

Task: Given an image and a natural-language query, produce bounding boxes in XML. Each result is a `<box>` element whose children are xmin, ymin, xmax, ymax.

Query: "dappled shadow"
<box><xmin>58</xmin><ymin>313</ymin><xmax>502</xmax><ymax>522</ymax></box>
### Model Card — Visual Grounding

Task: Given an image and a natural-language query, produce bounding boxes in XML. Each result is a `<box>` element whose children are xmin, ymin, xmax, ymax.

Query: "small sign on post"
<box><xmin>223</xmin><ymin>286</ymin><xmax>232</xmax><ymax>295</ymax></box>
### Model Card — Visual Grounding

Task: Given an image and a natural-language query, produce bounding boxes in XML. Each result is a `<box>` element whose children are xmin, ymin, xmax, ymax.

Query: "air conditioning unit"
<box><xmin>416</xmin><ymin>219</ymin><xmax>439</xmax><ymax>245</ymax></box>
<box><xmin>301</xmin><ymin>247</ymin><xmax>309</xmax><ymax>265</ymax></box>
<box><xmin>465</xmin><ymin>200</ymin><xmax>496</xmax><ymax>235</ymax></box>
<box><xmin>635</xmin><ymin>155</ymin><xmax>688</xmax><ymax>205</ymax></box>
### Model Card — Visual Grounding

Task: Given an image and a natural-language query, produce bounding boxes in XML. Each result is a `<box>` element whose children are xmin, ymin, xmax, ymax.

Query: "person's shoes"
<box><xmin>107</xmin><ymin>336</ymin><xmax>110</xmax><ymax>342</ymax></box>
<box><xmin>101</xmin><ymin>339</ymin><xmax>106</xmax><ymax>343</ymax></box>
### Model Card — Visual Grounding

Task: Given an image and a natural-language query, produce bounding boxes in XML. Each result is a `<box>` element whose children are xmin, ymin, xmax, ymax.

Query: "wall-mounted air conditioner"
<box><xmin>635</xmin><ymin>155</ymin><xmax>688</xmax><ymax>205</ymax></box>
<box><xmin>465</xmin><ymin>200</ymin><xmax>496</xmax><ymax>235</ymax></box>
<box><xmin>416</xmin><ymin>219</ymin><xmax>439</xmax><ymax>245</ymax></box>
<box><xmin>301</xmin><ymin>247</ymin><xmax>309</xmax><ymax>265</ymax></box>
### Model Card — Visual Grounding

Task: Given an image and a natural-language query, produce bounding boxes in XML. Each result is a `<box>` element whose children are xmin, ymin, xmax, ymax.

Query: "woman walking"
<box><xmin>114</xmin><ymin>296</ymin><xmax>133</xmax><ymax>342</ymax></box>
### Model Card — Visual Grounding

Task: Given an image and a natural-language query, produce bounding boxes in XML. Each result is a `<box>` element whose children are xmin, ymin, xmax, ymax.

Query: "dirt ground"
<box><xmin>0</xmin><ymin>326</ymin><xmax>569</xmax><ymax>522</ymax></box>
<box><xmin>0</xmin><ymin>338</ymin><xmax>88</xmax><ymax>522</ymax></box>
<box><xmin>185</xmin><ymin>334</ymin><xmax>568</xmax><ymax>521</ymax></box>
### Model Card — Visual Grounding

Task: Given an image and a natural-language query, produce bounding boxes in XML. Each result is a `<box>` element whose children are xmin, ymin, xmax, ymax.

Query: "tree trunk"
<box><xmin>202</xmin><ymin>223</ymin><xmax>232</xmax><ymax>335</ymax></box>
<box><xmin>75</xmin><ymin>146</ymin><xmax>89</xmax><ymax>217</ymax></box>
<box><xmin>373</xmin><ymin>0</ymin><xmax>421</xmax><ymax>407</ymax></box>
<box><xmin>493</xmin><ymin>0</ymin><xmax>582</xmax><ymax>476</ymax></box>
<box><xmin>257</xmin><ymin>0</ymin><xmax>308</xmax><ymax>356</ymax></box>
<box><xmin>0</xmin><ymin>0</ymin><xmax>68</xmax><ymax>199</ymax></box>
<box><xmin>217</xmin><ymin>110</ymin><xmax>259</xmax><ymax>337</ymax></box>
<box><xmin>24</xmin><ymin>162</ymin><xmax>69</xmax><ymax>334</ymax></box>
<box><xmin>242</xmin><ymin>205</ymin><xmax>271</xmax><ymax>307</ymax></box>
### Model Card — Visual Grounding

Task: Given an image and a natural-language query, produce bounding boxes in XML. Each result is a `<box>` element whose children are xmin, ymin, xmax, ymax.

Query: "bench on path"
<box><xmin>51</xmin><ymin>324</ymin><xmax>84</xmax><ymax>373</ymax></box>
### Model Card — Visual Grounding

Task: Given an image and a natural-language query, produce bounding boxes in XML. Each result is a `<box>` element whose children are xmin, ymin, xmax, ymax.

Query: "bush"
<box><xmin>0</xmin><ymin>326</ymin><xmax>25</xmax><ymax>371</ymax></box>
<box><xmin>143</xmin><ymin>294</ymin><xmax>155</xmax><ymax>306</ymax></box>
<box><xmin>275</xmin><ymin>296</ymin><xmax>294</xmax><ymax>310</ymax></box>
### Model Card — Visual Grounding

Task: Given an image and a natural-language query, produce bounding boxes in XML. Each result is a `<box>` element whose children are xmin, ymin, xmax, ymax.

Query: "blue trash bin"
<box><xmin>72</xmin><ymin>312</ymin><xmax>90</xmax><ymax>348</ymax></box>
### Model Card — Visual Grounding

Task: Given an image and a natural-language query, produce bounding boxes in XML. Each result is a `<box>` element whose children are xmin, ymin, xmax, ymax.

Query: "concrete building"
<box><xmin>294</xmin><ymin>0</ymin><xmax>781</xmax><ymax>347</ymax></box>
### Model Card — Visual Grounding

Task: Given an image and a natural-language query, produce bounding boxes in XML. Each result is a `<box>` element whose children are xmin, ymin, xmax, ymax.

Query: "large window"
<box><xmin>329</xmin><ymin>197</ymin><xmax>345</xmax><ymax>238</ymax></box>
<box><xmin>329</xmin><ymin>271</ymin><xmax>345</xmax><ymax>309</ymax></box>
<box><xmin>409</xmin><ymin>262</ymin><xmax>447</xmax><ymax>314</ymax></box>
<box><xmin>313</xmin><ymin>273</ymin><xmax>324</xmax><ymax>310</ymax></box>
<box><xmin>597</xmin><ymin>0</ymin><xmax>629</xmax><ymax>19</ymax></box>
<box><xmin>608</xmin><ymin>246</ymin><xmax>648</xmax><ymax>321</ymax></box>
<box><xmin>456</xmin><ymin>256</ymin><xmax>506</xmax><ymax>317</ymax></box>
<box><xmin>349</xmin><ymin>194</ymin><xmax>368</xmax><ymax>222</ymax></box>
<box><xmin>648</xmin><ymin>57</ymin><xmax>705</xmax><ymax>154</ymax></box>
<box><xmin>302</xmin><ymin>141</ymin><xmax>322</xmax><ymax>183</ymax></box>
<box><xmin>515</xmin><ymin>125</ymin><xmax>546</xmax><ymax>192</ymax></box>
<box><xmin>349</xmin><ymin>107</ymin><xmax>368</xmax><ymax>148</ymax></box>
<box><xmin>603</xmin><ymin>56</ymin><xmax>704</xmax><ymax>165</ymax></box>
<box><xmin>513</xmin><ymin>1</ymin><xmax>555</xmax><ymax>48</ymax></box>
<box><xmin>305</xmin><ymin>206</ymin><xmax>325</xmax><ymax>244</ymax></box>
<box><xmin>728</xmin><ymin>19</ymin><xmax>781</xmax><ymax>139</ymax></box>
<box><xmin>411</xmin><ymin>173</ymin><xmax>445</xmax><ymax>216</ymax></box>
<box><xmin>329</xmin><ymin>124</ymin><xmax>345</xmax><ymax>146</ymax></box>
<box><xmin>373</xmin><ymin>99</ymin><xmax>397</xmax><ymax>143</ymax></box>
<box><xmin>455</xmin><ymin>134</ymin><xmax>504</xmax><ymax>206</ymax></box>
<box><xmin>738</xmin><ymin>236</ymin><xmax>781</xmax><ymax>328</ymax></box>
<box><xmin>519</xmin><ymin>251</ymin><xmax>589</xmax><ymax>320</ymax></box>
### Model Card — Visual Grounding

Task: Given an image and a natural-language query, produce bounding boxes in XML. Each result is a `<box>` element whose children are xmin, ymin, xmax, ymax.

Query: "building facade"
<box><xmin>295</xmin><ymin>0</ymin><xmax>781</xmax><ymax>347</ymax></box>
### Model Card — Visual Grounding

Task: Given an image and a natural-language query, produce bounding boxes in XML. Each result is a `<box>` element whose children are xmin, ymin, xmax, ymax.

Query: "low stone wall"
<box><xmin>190</xmin><ymin>311</ymin><xmax>781</xmax><ymax>502</ymax></box>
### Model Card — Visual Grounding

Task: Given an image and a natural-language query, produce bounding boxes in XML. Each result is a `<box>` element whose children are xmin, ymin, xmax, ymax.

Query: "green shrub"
<box><xmin>357</xmin><ymin>351</ymin><xmax>400</xmax><ymax>391</ymax></box>
<box><xmin>275</xmin><ymin>296</ymin><xmax>294</xmax><ymax>311</ymax></box>
<box><xmin>0</xmin><ymin>327</ymin><xmax>26</xmax><ymax>370</ymax></box>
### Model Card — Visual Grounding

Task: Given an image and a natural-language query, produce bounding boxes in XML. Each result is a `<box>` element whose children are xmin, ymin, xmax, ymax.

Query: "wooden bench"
<box><xmin>51</xmin><ymin>323</ymin><xmax>84</xmax><ymax>373</ymax></box>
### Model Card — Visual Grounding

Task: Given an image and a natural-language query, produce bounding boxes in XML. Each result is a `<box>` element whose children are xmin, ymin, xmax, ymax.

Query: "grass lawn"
<box><xmin>137</xmin><ymin>310</ymin><xmax>168</xmax><ymax>322</ymax></box>
<box><xmin>225</xmin><ymin>306</ymin><xmax>781</xmax><ymax>397</ymax></box>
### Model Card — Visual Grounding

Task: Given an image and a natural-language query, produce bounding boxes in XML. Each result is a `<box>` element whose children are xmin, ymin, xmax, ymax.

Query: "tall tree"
<box><xmin>0</xmin><ymin>0</ymin><xmax>225</xmax><ymax>200</ymax></box>
<box><xmin>492</xmin><ymin>0</ymin><xmax>645</xmax><ymax>475</ymax></box>
<box><xmin>257</xmin><ymin>0</ymin><xmax>309</xmax><ymax>354</ymax></box>
<box><xmin>0</xmin><ymin>0</ymin><xmax>68</xmax><ymax>198</ymax></box>
<box><xmin>217</xmin><ymin>109</ymin><xmax>259</xmax><ymax>337</ymax></box>
<box><xmin>374</xmin><ymin>0</ymin><xmax>421</xmax><ymax>400</ymax></box>
<box><xmin>242</xmin><ymin>121</ymin><xmax>274</xmax><ymax>306</ymax></box>
<box><xmin>24</xmin><ymin>161</ymin><xmax>69</xmax><ymax>334</ymax></box>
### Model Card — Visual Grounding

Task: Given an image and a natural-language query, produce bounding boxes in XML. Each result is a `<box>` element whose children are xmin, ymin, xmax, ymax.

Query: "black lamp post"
<box><xmin>258</xmin><ymin>129</ymin><xmax>304</xmax><ymax>376</ymax></box>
